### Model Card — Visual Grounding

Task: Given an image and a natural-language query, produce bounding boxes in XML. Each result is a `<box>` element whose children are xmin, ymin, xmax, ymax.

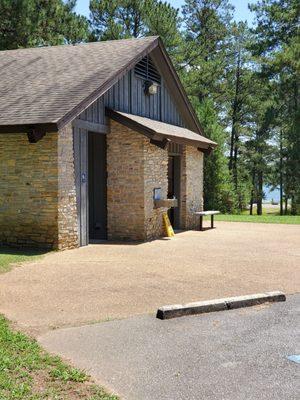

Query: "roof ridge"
<box><xmin>0</xmin><ymin>36</ymin><xmax>159</xmax><ymax>54</ymax></box>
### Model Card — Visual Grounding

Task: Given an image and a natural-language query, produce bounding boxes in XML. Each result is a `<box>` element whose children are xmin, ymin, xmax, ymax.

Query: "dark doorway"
<box><xmin>88</xmin><ymin>132</ymin><xmax>107</xmax><ymax>240</ymax></box>
<box><xmin>167</xmin><ymin>155</ymin><xmax>181</xmax><ymax>229</ymax></box>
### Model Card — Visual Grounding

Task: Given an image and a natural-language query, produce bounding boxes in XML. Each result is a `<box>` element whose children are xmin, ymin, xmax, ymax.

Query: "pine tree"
<box><xmin>244</xmin><ymin>76</ymin><xmax>277</xmax><ymax>215</ymax></box>
<box><xmin>180</xmin><ymin>0</ymin><xmax>234</xmax><ymax>104</ymax></box>
<box><xmin>0</xmin><ymin>0</ymin><xmax>88</xmax><ymax>50</ymax></box>
<box><xmin>89</xmin><ymin>0</ymin><xmax>182</xmax><ymax>56</ymax></box>
<box><xmin>194</xmin><ymin>98</ymin><xmax>237</xmax><ymax>212</ymax></box>
<box><xmin>250</xmin><ymin>0</ymin><xmax>300</xmax><ymax>214</ymax></box>
<box><xmin>225</xmin><ymin>22</ymin><xmax>254</xmax><ymax>210</ymax></box>
<box><xmin>179</xmin><ymin>0</ymin><xmax>238</xmax><ymax>212</ymax></box>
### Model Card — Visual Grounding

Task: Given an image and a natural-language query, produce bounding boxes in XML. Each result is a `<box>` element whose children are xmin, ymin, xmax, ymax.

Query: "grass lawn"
<box><xmin>215</xmin><ymin>213</ymin><xmax>300</xmax><ymax>224</ymax></box>
<box><xmin>212</xmin><ymin>203</ymin><xmax>300</xmax><ymax>225</ymax></box>
<box><xmin>0</xmin><ymin>316</ymin><xmax>118</xmax><ymax>400</ymax></box>
<box><xmin>0</xmin><ymin>248</ymin><xmax>47</xmax><ymax>274</ymax></box>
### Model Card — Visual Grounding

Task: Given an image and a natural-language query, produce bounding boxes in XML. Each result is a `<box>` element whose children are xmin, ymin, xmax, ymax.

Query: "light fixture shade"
<box><xmin>144</xmin><ymin>80</ymin><xmax>158</xmax><ymax>95</ymax></box>
<box><xmin>148</xmin><ymin>83</ymin><xmax>158</xmax><ymax>95</ymax></box>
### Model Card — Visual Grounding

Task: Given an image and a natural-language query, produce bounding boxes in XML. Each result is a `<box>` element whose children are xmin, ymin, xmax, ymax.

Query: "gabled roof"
<box><xmin>0</xmin><ymin>36</ymin><xmax>204</xmax><ymax>137</ymax></box>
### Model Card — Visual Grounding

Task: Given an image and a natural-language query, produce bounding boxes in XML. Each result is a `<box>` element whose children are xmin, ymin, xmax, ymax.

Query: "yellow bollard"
<box><xmin>163</xmin><ymin>212</ymin><xmax>175</xmax><ymax>237</ymax></box>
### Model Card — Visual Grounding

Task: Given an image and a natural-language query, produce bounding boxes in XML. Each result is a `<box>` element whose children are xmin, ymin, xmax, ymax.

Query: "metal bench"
<box><xmin>194</xmin><ymin>211</ymin><xmax>220</xmax><ymax>231</ymax></box>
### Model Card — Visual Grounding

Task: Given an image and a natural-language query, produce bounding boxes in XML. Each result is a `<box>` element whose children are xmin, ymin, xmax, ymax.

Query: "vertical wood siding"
<box><xmin>77</xmin><ymin>69</ymin><xmax>185</xmax><ymax>128</ymax></box>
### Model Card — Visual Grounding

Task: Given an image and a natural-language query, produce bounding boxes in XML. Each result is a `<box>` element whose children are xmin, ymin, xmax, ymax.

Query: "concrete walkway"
<box><xmin>0</xmin><ymin>222</ymin><xmax>299</xmax><ymax>335</ymax></box>
<box><xmin>39</xmin><ymin>294</ymin><xmax>300</xmax><ymax>400</ymax></box>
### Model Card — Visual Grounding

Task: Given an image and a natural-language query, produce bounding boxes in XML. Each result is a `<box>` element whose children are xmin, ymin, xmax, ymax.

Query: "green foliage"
<box><xmin>180</xmin><ymin>0</ymin><xmax>299</xmax><ymax>215</ymax></box>
<box><xmin>89</xmin><ymin>0</ymin><xmax>182</xmax><ymax>55</ymax></box>
<box><xmin>195</xmin><ymin>99</ymin><xmax>237</xmax><ymax>213</ymax></box>
<box><xmin>224</xmin><ymin>22</ymin><xmax>255</xmax><ymax>210</ymax></box>
<box><xmin>180</xmin><ymin>0</ymin><xmax>234</xmax><ymax>103</ymax></box>
<box><xmin>0</xmin><ymin>315</ymin><xmax>118</xmax><ymax>399</ymax></box>
<box><xmin>0</xmin><ymin>0</ymin><xmax>89</xmax><ymax>50</ymax></box>
<box><xmin>180</xmin><ymin>1</ymin><xmax>244</xmax><ymax>213</ymax></box>
<box><xmin>250</xmin><ymin>0</ymin><xmax>300</xmax><ymax>214</ymax></box>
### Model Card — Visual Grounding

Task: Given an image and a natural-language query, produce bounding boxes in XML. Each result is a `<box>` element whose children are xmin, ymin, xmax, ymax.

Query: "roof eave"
<box><xmin>0</xmin><ymin>123</ymin><xmax>58</xmax><ymax>134</ymax></box>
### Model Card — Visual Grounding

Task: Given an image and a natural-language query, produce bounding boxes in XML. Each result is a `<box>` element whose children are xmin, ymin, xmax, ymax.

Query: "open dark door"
<box><xmin>167</xmin><ymin>155</ymin><xmax>180</xmax><ymax>229</ymax></box>
<box><xmin>88</xmin><ymin>132</ymin><xmax>107</xmax><ymax>240</ymax></box>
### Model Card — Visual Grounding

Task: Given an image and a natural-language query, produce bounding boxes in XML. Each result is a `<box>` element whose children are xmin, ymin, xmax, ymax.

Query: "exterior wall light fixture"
<box><xmin>144</xmin><ymin>80</ymin><xmax>158</xmax><ymax>95</ymax></box>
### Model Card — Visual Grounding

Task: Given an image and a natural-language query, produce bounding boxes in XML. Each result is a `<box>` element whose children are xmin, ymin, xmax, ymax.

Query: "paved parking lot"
<box><xmin>0</xmin><ymin>221</ymin><xmax>299</xmax><ymax>334</ymax></box>
<box><xmin>39</xmin><ymin>294</ymin><xmax>300</xmax><ymax>400</ymax></box>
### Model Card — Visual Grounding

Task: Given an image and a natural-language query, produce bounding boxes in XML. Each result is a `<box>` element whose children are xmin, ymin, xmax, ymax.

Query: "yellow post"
<box><xmin>163</xmin><ymin>212</ymin><xmax>175</xmax><ymax>237</ymax></box>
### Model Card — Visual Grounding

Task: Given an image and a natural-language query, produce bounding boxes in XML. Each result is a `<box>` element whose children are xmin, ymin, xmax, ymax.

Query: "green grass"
<box><xmin>0</xmin><ymin>248</ymin><xmax>47</xmax><ymax>274</ymax></box>
<box><xmin>214</xmin><ymin>213</ymin><xmax>300</xmax><ymax>224</ymax></box>
<box><xmin>0</xmin><ymin>315</ymin><xmax>119</xmax><ymax>400</ymax></box>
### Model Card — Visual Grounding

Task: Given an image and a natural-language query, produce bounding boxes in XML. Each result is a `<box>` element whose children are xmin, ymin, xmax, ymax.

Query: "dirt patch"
<box><xmin>31</xmin><ymin>370</ymin><xmax>111</xmax><ymax>399</ymax></box>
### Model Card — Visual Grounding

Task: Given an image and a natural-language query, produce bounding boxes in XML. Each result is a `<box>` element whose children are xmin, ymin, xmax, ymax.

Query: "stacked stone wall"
<box><xmin>0</xmin><ymin>127</ymin><xmax>79</xmax><ymax>249</ymax></box>
<box><xmin>180</xmin><ymin>146</ymin><xmax>204</xmax><ymax>229</ymax></box>
<box><xmin>57</xmin><ymin>124</ymin><xmax>79</xmax><ymax>249</ymax></box>
<box><xmin>107</xmin><ymin>121</ymin><xmax>146</xmax><ymax>240</ymax></box>
<box><xmin>0</xmin><ymin>133</ymin><xmax>59</xmax><ymax>248</ymax></box>
<box><xmin>143</xmin><ymin>140</ymin><xmax>168</xmax><ymax>240</ymax></box>
<box><xmin>107</xmin><ymin>121</ymin><xmax>203</xmax><ymax>240</ymax></box>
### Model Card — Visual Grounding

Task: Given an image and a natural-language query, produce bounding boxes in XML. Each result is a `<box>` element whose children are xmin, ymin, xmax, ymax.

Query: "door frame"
<box><xmin>167</xmin><ymin>153</ymin><xmax>181</xmax><ymax>229</ymax></box>
<box><xmin>73</xmin><ymin>125</ymin><xmax>107</xmax><ymax>246</ymax></box>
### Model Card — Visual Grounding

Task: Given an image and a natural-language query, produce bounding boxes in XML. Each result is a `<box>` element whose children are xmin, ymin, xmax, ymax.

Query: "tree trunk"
<box><xmin>290</xmin><ymin>79</ymin><xmax>299</xmax><ymax>215</ymax></box>
<box><xmin>229</xmin><ymin>126</ymin><xmax>235</xmax><ymax>171</ymax></box>
<box><xmin>279</xmin><ymin>131</ymin><xmax>283</xmax><ymax>215</ymax></box>
<box><xmin>291</xmin><ymin>195</ymin><xmax>297</xmax><ymax>215</ymax></box>
<box><xmin>233</xmin><ymin>142</ymin><xmax>238</xmax><ymax>193</ymax></box>
<box><xmin>249</xmin><ymin>169</ymin><xmax>256</xmax><ymax>215</ymax></box>
<box><xmin>257</xmin><ymin>171</ymin><xmax>263</xmax><ymax>215</ymax></box>
<box><xmin>284</xmin><ymin>196</ymin><xmax>288</xmax><ymax>214</ymax></box>
<box><xmin>229</xmin><ymin>50</ymin><xmax>241</xmax><ymax>174</ymax></box>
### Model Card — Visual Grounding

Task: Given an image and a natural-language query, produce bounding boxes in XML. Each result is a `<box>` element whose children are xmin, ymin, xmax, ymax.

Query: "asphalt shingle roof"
<box><xmin>0</xmin><ymin>37</ymin><xmax>158</xmax><ymax>127</ymax></box>
<box><xmin>108</xmin><ymin>110</ymin><xmax>217</xmax><ymax>149</ymax></box>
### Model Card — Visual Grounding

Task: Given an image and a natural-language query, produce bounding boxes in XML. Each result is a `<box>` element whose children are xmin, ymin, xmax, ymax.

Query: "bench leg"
<box><xmin>200</xmin><ymin>216</ymin><xmax>203</xmax><ymax>231</ymax></box>
<box><xmin>211</xmin><ymin>214</ymin><xmax>214</xmax><ymax>229</ymax></box>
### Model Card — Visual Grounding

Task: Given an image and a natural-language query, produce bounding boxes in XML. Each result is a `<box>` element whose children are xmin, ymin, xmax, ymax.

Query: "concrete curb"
<box><xmin>156</xmin><ymin>291</ymin><xmax>286</xmax><ymax>320</ymax></box>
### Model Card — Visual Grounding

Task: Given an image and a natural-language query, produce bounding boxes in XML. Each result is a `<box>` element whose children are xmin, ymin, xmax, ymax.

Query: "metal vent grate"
<box><xmin>134</xmin><ymin>55</ymin><xmax>161</xmax><ymax>85</ymax></box>
<box><xmin>168</xmin><ymin>142</ymin><xmax>183</xmax><ymax>155</ymax></box>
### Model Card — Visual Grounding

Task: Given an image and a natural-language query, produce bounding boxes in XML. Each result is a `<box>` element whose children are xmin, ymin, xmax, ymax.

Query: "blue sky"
<box><xmin>76</xmin><ymin>0</ymin><xmax>256</xmax><ymax>25</ymax></box>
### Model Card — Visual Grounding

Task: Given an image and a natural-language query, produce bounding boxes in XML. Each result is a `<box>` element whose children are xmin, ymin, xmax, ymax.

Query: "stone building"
<box><xmin>0</xmin><ymin>37</ymin><xmax>216</xmax><ymax>250</ymax></box>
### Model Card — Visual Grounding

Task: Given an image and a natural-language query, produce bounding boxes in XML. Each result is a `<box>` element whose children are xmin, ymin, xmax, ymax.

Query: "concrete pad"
<box><xmin>39</xmin><ymin>294</ymin><xmax>300</xmax><ymax>400</ymax></box>
<box><xmin>156</xmin><ymin>291</ymin><xmax>286</xmax><ymax>319</ymax></box>
<box><xmin>0</xmin><ymin>222</ymin><xmax>299</xmax><ymax>334</ymax></box>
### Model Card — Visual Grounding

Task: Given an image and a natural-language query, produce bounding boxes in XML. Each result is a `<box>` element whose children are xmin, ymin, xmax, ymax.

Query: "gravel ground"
<box><xmin>0</xmin><ymin>221</ymin><xmax>299</xmax><ymax>335</ymax></box>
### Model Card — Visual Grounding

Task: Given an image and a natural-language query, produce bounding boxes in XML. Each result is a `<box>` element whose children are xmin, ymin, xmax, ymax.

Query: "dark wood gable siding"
<box><xmin>76</xmin><ymin>67</ymin><xmax>185</xmax><ymax>127</ymax></box>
